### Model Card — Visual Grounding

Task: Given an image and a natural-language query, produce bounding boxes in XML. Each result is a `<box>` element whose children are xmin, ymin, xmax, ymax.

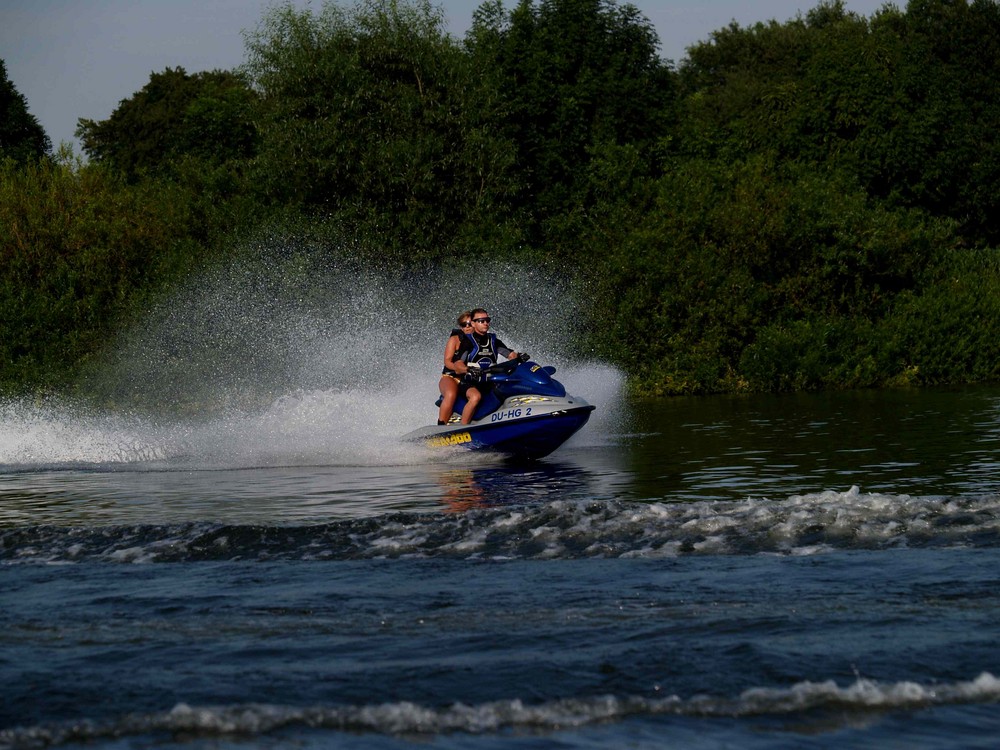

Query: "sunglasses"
<box><xmin>460</xmin><ymin>321</ymin><xmax>473</xmax><ymax>327</ymax></box>
<box><xmin>471</xmin><ymin>317</ymin><xmax>491</xmax><ymax>323</ymax></box>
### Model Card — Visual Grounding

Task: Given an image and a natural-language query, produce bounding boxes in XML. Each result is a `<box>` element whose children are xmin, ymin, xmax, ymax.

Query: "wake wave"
<box><xmin>3</xmin><ymin>673</ymin><xmax>998</xmax><ymax>747</ymax></box>
<box><xmin>4</xmin><ymin>488</ymin><xmax>1000</xmax><ymax>562</ymax></box>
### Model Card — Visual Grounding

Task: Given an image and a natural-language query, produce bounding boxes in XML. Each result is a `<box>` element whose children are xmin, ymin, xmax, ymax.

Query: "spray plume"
<box><xmin>1</xmin><ymin>240</ymin><xmax>624</xmax><ymax>469</ymax></box>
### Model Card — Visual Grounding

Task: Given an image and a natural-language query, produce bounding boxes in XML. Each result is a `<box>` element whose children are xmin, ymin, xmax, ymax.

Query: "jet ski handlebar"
<box><xmin>487</xmin><ymin>353</ymin><xmax>531</xmax><ymax>374</ymax></box>
<box><xmin>465</xmin><ymin>354</ymin><xmax>531</xmax><ymax>383</ymax></box>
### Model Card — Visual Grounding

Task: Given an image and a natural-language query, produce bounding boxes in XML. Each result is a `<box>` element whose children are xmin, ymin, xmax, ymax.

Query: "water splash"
<box><xmin>0</xmin><ymin>242</ymin><xmax>622</xmax><ymax>470</ymax></box>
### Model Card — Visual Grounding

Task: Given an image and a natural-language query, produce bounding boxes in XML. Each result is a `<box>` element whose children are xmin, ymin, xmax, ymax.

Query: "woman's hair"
<box><xmin>457</xmin><ymin>310</ymin><xmax>473</xmax><ymax>325</ymax></box>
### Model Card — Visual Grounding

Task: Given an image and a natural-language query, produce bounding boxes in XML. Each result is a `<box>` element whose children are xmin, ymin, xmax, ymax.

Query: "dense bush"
<box><xmin>0</xmin><ymin>157</ymin><xmax>210</xmax><ymax>391</ymax></box>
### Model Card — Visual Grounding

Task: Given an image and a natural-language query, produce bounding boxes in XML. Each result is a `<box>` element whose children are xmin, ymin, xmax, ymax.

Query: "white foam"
<box><xmin>736</xmin><ymin>672</ymin><xmax>1000</xmax><ymax>714</ymax></box>
<box><xmin>4</xmin><ymin>673</ymin><xmax>997</xmax><ymax>746</ymax></box>
<box><xmin>1</xmin><ymin>362</ymin><xmax>627</xmax><ymax>469</ymax></box>
<box><xmin>0</xmin><ymin>398</ymin><xmax>173</xmax><ymax>466</ymax></box>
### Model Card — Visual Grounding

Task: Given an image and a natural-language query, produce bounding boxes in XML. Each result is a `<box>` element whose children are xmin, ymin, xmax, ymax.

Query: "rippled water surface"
<box><xmin>3</xmin><ymin>384</ymin><xmax>1000</xmax><ymax>749</ymax></box>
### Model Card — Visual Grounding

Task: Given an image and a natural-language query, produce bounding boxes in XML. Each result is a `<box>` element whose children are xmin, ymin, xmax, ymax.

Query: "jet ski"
<box><xmin>402</xmin><ymin>358</ymin><xmax>595</xmax><ymax>460</ymax></box>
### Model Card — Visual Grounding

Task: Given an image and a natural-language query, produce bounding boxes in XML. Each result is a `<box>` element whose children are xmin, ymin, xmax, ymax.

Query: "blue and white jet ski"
<box><xmin>403</xmin><ymin>358</ymin><xmax>595</xmax><ymax>460</ymax></box>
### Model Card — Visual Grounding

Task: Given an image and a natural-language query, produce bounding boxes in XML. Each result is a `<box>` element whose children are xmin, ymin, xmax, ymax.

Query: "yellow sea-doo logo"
<box><xmin>428</xmin><ymin>431</ymin><xmax>472</xmax><ymax>448</ymax></box>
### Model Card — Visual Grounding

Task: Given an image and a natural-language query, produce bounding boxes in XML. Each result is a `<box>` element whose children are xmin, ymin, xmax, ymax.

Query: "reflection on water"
<box><xmin>434</xmin><ymin>461</ymin><xmax>618</xmax><ymax>513</ymax></box>
<box><xmin>437</xmin><ymin>469</ymin><xmax>488</xmax><ymax>512</ymax></box>
<box><xmin>624</xmin><ymin>385</ymin><xmax>1000</xmax><ymax>501</ymax></box>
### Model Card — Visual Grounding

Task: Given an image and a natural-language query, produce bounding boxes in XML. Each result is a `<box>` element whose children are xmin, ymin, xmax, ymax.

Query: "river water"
<box><xmin>3</xmin><ymin>376</ymin><xmax>1000</xmax><ymax>749</ymax></box>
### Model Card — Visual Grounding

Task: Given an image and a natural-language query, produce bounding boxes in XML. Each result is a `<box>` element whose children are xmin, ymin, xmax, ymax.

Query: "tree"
<box><xmin>76</xmin><ymin>67</ymin><xmax>258</xmax><ymax>179</ymax></box>
<box><xmin>242</xmin><ymin>0</ymin><xmax>519</xmax><ymax>256</ymax></box>
<box><xmin>860</xmin><ymin>0</ymin><xmax>1000</xmax><ymax>246</ymax></box>
<box><xmin>676</xmin><ymin>1</ymin><xmax>875</xmax><ymax>163</ymax></box>
<box><xmin>677</xmin><ymin>0</ymin><xmax>1000</xmax><ymax>248</ymax></box>
<box><xmin>0</xmin><ymin>157</ymin><xmax>208</xmax><ymax>392</ymax></box>
<box><xmin>0</xmin><ymin>59</ymin><xmax>50</xmax><ymax>163</ymax></box>
<box><xmin>466</xmin><ymin>0</ymin><xmax>674</xmax><ymax>243</ymax></box>
<box><xmin>584</xmin><ymin>155</ymin><xmax>959</xmax><ymax>393</ymax></box>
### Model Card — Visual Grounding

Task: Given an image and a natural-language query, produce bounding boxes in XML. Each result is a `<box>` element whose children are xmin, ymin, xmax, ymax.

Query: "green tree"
<box><xmin>677</xmin><ymin>0</ymin><xmax>1000</xmax><ymax>248</ymax></box>
<box><xmin>676</xmin><ymin>1</ymin><xmax>876</xmax><ymax>163</ymax></box>
<box><xmin>466</xmin><ymin>0</ymin><xmax>674</xmax><ymax>244</ymax></box>
<box><xmin>584</xmin><ymin>155</ymin><xmax>959</xmax><ymax>393</ymax></box>
<box><xmin>242</xmin><ymin>0</ymin><xmax>519</xmax><ymax>257</ymax></box>
<box><xmin>76</xmin><ymin>67</ymin><xmax>258</xmax><ymax>179</ymax></box>
<box><xmin>0</xmin><ymin>157</ymin><xmax>206</xmax><ymax>391</ymax></box>
<box><xmin>860</xmin><ymin>0</ymin><xmax>1000</xmax><ymax>246</ymax></box>
<box><xmin>0</xmin><ymin>59</ymin><xmax>50</xmax><ymax>162</ymax></box>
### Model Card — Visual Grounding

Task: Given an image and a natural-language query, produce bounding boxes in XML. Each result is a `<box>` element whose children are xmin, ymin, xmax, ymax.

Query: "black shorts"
<box><xmin>443</xmin><ymin>372</ymin><xmax>485</xmax><ymax>395</ymax></box>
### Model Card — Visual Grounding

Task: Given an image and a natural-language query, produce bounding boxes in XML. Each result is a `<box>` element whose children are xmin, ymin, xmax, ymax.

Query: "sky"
<box><xmin>1</xmin><ymin>0</ymin><xmax>890</xmax><ymax>151</ymax></box>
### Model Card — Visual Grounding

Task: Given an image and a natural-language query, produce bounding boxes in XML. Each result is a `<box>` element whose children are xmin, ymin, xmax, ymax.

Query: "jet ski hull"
<box><xmin>403</xmin><ymin>398</ymin><xmax>595</xmax><ymax>461</ymax></box>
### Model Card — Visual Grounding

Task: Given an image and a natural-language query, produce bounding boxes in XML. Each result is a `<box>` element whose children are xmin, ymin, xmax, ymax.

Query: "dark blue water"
<box><xmin>3</xmin><ymin>383</ymin><xmax>1000</xmax><ymax>749</ymax></box>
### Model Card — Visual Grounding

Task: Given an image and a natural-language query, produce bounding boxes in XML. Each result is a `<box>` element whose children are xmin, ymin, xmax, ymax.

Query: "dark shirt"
<box><xmin>442</xmin><ymin>328</ymin><xmax>465</xmax><ymax>375</ymax></box>
<box><xmin>460</xmin><ymin>331</ymin><xmax>512</xmax><ymax>369</ymax></box>
<box><xmin>443</xmin><ymin>330</ymin><xmax>512</xmax><ymax>375</ymax></box>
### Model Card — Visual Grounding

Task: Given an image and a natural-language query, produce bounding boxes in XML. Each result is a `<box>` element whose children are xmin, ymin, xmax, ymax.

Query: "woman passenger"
<box><xmin>438</xmin><ymin>311</ymin><xmax>481</xmax><ymax>425</ymax></box>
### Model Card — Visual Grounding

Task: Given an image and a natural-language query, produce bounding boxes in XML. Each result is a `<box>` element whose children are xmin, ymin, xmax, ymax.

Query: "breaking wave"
<box><xmin>4</xmin><ymin>487</ymin><xmax>1000</xmax><ymax>563</ymax></box>
<box><xmin>3</xmin><ymin>673</ymin><xmax>999</xmax><ymax>748</ymax></box>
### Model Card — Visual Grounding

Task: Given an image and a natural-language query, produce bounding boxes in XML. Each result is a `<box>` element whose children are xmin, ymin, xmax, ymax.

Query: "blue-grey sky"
<box><xmin>1</xmin><ymin>0</ymin><xmax>890</xmax><ymax>151</ymax></box>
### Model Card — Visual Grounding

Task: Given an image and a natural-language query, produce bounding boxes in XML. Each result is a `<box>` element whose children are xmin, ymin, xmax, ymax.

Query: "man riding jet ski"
<box><xmin>404</xmin><ymin>309</ymin><xmax>594</xmax><ymax>460</ymax></box>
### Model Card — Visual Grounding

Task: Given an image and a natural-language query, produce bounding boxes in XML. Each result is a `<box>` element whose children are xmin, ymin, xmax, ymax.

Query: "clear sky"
<box><xmin>1</xmin><ymin>0</ymin><xmax>890</xmax><ymax>151</ymax></box>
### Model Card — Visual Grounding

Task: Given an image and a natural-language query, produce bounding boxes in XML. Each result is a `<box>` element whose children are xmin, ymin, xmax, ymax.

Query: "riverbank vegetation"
<box><xmin>3</xmin><ymin>0</ymin><xmax>1000</xmax><ymax>397</ymax></box>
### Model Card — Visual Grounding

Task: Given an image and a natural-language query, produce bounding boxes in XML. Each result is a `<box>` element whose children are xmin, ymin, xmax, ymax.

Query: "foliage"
<box><xmin>76</xmin><ymin>67</ymin><xmax>258</xmax><ymax>180</ymax></box>
<box><xmin>465</xmin><ymin>0</ymin><xmax>675</xmax><ymax>245</ymax></box>
<box><xmin>0</xmin><ymin>59</ymin><xmax>50</xmax><ymax>162</ymax></box>
<box><xmin>0</xmin><ymin>157</ymin><xmax>209</xmax><ymax>391</ymax></box>
<box><xmin>874</xmin><ymin>249</ymin><xmax>1000</xmax><ymax>386</ymax></box>
<box><xmin>8</xmin><ymin>0</ymin><xmax>1000</xmax><ymax>398</ymax></box>
<box><xmin>241</xmin><ymin>0</ymin><xmax>521</xmax><ymax>259</ymax></box>
<box><xmin>677</xmin><ymin>0</ymin><xmax>1000</xmax><ymax>247</ymax></box>
<box><xmin>584</xmin><ymin>156</ymin><xmax>960</xmax><ymax>393</ymax></box>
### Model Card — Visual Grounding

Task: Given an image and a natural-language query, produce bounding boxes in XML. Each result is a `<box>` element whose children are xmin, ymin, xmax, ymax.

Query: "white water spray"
<box><xmin>0</xmin><ymin>245</ymin><xmax>624</xmax><ymax>469</ymax></box>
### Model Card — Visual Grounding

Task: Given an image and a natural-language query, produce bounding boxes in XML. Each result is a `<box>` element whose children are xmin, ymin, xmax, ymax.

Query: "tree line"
<box><xmin>3</xmin><ymin>0</ymin><xmax>1000</xmax><ymax>397</ymax></box>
